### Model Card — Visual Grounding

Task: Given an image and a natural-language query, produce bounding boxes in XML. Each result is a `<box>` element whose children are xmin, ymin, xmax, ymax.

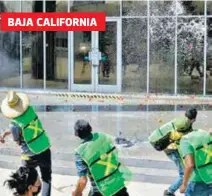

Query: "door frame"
<box><xmin>70</xmin><ymin>17</ymin><xmax>122</xmax><ymax>93</ymax></box>
<box><xmin>70</xmin><ymin>28</ymin><xmax>95</xmax><ymax>92</ymax></box>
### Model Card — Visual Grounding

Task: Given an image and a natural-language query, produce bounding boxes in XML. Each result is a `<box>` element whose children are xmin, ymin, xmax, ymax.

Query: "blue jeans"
<box><xmin>166</xmin><ymin>151</ymin><xmax>184</xmax><ymax>193</ymax></box>
<box><xmin>185</xmin><ymin>181</ymin><xmax>212</xmax><ymax>196</ymax></box>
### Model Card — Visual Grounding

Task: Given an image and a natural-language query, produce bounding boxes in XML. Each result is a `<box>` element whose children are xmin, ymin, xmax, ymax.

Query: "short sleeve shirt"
<box><xmin>180</xmin><ymin>138</ymin><xmax>202</xmax><ymax>182</ymax></box>
<box><xmin>9</xmin><ymin>122</ymin><xmax>34</xmax><ymax>157</ymax></box>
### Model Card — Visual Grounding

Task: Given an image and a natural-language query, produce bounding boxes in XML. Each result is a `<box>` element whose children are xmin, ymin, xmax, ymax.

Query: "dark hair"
<box><xmin>74</xmin><ymin>119</ymin><xmax>92</xmax><ymax>139</ymax></box>
<box><xmin>4</xmin><ymin>167</ymin><xmax>38</xmax><ymax>196</ymax></box>
<box><xmin>185</xmin><ymin>107</ymin><xmax>197</xmax><ymax>120</ymax></box>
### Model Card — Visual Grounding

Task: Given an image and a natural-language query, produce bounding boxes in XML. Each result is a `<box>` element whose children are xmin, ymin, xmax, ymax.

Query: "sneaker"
<box><xmin>163</xmin><ymin>190</ymin><xmax>175</xmax><ymax>196</ymax></box>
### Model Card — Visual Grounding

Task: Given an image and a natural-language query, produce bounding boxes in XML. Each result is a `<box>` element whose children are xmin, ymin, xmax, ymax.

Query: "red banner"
<box><xmin>0</xmin><ymin>12</ymin><xmax>106</xmax><ymax>31</ymax></box>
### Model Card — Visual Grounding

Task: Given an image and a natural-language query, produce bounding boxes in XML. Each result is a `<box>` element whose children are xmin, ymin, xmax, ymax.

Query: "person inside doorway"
<box><xmin>101</xmin><ymin>52</ymin><xmax>110</xmax><ymax>78</ymax></box>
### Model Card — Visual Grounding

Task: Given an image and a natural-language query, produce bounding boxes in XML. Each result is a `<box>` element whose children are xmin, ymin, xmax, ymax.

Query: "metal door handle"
<box><xmin>89</xmin><ymin>48</ymin><xmax>101</xmax><ymax>66</ymax></box>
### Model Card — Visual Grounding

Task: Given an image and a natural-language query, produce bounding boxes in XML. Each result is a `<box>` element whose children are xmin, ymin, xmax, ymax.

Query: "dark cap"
<box><xmin>185</xmin><ymin>107</ymin><xmax>197</xmax><ymax>120</ymax></box>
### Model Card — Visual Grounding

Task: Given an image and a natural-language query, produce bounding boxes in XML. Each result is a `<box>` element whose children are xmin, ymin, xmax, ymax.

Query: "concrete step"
<box><xmin>0</xmin><ymin>149</ymin><xmax>178</xmax><ymax>184</ymax></box>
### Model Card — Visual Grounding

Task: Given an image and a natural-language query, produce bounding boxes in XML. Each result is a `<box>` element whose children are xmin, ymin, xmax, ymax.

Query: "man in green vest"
<box><xmin>179</xmin><ymin>129</ymin><xmax>212</xmax><ymax>196</ymax></box>
<box><xmin>149</xmin><ymin>107</ymin><xmax>197</xmax><ymax>196</ymax></box>
<box><xmin>0</xmin><ymin>91</ymin><xmax>51</xmax><ymax>196</ymax></box>
<box><xmin>72</xmin><ymin>119</ymin><xmax>131</xmax><ymax>196</ymax></box>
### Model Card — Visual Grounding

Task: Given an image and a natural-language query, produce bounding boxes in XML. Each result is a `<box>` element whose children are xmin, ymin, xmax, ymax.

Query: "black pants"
<box><xmin>89</xmin><ymin>187</ymin><xmax>129</xmax><ymax>196</ymax></box>
<box><xmin>102</xmin><ymin>62</ymin><xmax>110</xmax><ymax>77</ymax></box>
<box><xmin>22</xmin><ymin>149</ymin><xmax>52</xmax><ymax>196</ymax></box>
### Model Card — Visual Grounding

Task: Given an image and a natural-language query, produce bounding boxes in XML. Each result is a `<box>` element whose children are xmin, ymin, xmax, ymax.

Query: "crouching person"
<box><xmin>72</xmin><ymin>119</ymin><xmax>131</xmax><ymax>196</ymax></box>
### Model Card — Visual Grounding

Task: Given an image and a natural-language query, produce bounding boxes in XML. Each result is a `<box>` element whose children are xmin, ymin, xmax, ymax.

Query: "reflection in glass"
<box><xmin>208</xmin><ymin>1</ymin><xmax>212</xmax><ymax>15</ymax></box>
<box><xmin>150</xmin><ymin>18</ymin><xmax>175</xmax><ymax>94</ymax></box>
<box><xmin>150</xmin><ymin>0</ymin><xmax>175</xmax><ymax>16</ymax></box>
<box><xmin>207</xmin><ymin>18</ymin><xmax>212</xmax><ymax>94</ymax></box>
<box><xmin>74</xmin><ymin>32</ymin><xmax>91</xmax><ymax>84</ymax></box>
<box><xmin>122</xmin><ymin>1</ymin><xmax>147</xmax><ymax>16</ymax></box>
<box><xmin>177</xmin><ymin>18</ymin><xmax>204</xmax><ymax>94</ymax></box>
<box><xmin>22</xmin><ymin>0</ymin><xmax>43</xmax><ymax>88</ymax></box>
<box><xmin>0</xmin><ymin>1</ymin><xmax>20</xmax><ymax>87</ymax></box>
<box><xmin>70</xmin><ymin>1</ymin><xmax>120</xmax><ymax>16</ymax></box>
<box><xmin>122</xmin><ymin>19</ymin><xmax>147</xmax><ymax>92</ymax></box>
<box><xmin>46</xmin><ymin>0</ymin><xmax>68</xmax><ymax>89</ymax></box>
<box><xmin>99</xmin><ymin>22</ymin><xmax>117</xmax><ymax>85</ymax></box>
<box><xmin>178</xmin><ymin>1</ymin><xmax>204</xmax><ymax>15</ymax></box>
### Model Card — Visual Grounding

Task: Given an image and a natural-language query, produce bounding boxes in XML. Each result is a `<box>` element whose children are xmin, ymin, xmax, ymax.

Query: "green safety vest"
<box><xmin>149</xmin><ymin>116</ymin><xmax>191</xmax><ymax>151</ymax></box>
<box><xmin>75</xmin><ymin>133</ymin><xmax>128</xmax><ymax>196</ymax></box>
<box><xmin>180</xmin><ymin>129</ymin><xmax>212</xmax><ymax>184</ymax></box>
<box><xmin>12</xmin><ymin>106</ymin><xmax>51</xmax><ymax>154</ymax></box>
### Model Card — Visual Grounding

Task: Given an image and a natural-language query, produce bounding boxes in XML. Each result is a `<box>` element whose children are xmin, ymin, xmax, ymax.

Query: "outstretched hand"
<box><xmin>0</xmin><ymin>135</ymin><xmax>5</xmax><ymax>143</ymax></box>
<box><xmin>180</xmin><ymin>184</ymin><xmax>187</xmax><ymax>193</ymax></box>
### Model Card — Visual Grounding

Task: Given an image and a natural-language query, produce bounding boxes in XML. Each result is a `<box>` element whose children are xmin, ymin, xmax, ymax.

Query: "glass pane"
<box><xmin>150</xmin><ymin>0</ymin><xmax>176</xmax><ymax>16</ymax></box>
<box><xmin>207</xmin><ymin>1</ymin><xmax>212</xmax><ymax>15</ymax></box>
<box><xmin>70</xmin><ymin>1</ymin><xmax>120</xmax><ymax>16</ymax></box>
<box><xmin>22</xmin><ymin>0</ymin><xmax>43</xmax><ymax>88</ymax></box>
<box><xmin>150</xmin><ymin>18</ymin><xmax>175</xmax><ymax>94</ymax></box>
<box><xmin>74</xmin><ymin>32</ymin><xmax>91</xmax><ymax>84</ymax></box>
<box><xmin>46</xmin><ymin>0</ymin><xmax>68</xmax><ymax>89</ymax></box>
<box><xmin>99</xmin><ymin>22</ymin><xmax>117</xmax><ymax>85</ymax></box>
<box><xmin>0</xmin><ymin>1</ymin><xmax>20</xmax><ymax>88</ymax></box>
<box><xmin>122</xmin><ymin>19</ymin><xmax>147</xmax><ymax>92</ymax></box>
<box><xmin>207</xmin><ymin>18</ymin><xmax>212</xmax><ymax>94</ymax></box>
<box><xmin>122</xmin><ymin>1</ymin><xmax>147</xmax><ymax>16</ymax></box>
<box><xmin>177</xmin><ymin>17</ymin><xmax>204</xmax><ymax>94</ymax></box>
<box><xmin>177</xmin><ymin>1</ymin><xmax>204</xmax><ymax>16</ymax></box>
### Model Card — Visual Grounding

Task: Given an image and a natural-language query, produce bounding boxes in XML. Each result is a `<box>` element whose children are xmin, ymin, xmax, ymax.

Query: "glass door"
<box><xmin>71</xmin><ymin>18</ymin><xmax>121</xmax><ymax>93</ymax></box>
<box><xmin>96</xmin><ymin>18</ymin><xmax>121</xmax><ymax>93</ymax></box>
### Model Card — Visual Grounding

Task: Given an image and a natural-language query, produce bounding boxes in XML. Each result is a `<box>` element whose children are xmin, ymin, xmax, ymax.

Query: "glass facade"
<box><xmin>1</xmin><ymin>0</ymin><xmax>212</xmax><ymax>95</ymax></box>
<box><xmin>0</xmin><ymin>1</ymin><xmax>20</xmax><ymax>88</ymax></box>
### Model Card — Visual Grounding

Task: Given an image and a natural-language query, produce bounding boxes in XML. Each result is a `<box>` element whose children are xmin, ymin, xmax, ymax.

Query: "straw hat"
<box><xmin>1</xmin><ymin>91</ymin><xmax>30</xmax><ymax>119</ymax></box>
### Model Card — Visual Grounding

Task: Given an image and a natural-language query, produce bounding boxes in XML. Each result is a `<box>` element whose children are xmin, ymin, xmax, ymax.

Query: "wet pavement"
<box><xmin>9</xmin><ymin>103</ymin><xmax>212</xmax><ymax>112</ymax></box>
<box><xmin>0</xmin><ymin>92</ymin><xmax>211</xmax><ymax>158</ymax></box>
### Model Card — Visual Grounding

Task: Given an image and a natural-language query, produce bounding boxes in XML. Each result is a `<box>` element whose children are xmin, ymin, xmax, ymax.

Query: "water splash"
<box><xmin>0</xmin><ymin>1</ymin><xmax>20</xmax><ymax>85</ymax></box>
<box><xmin>0</xmin><ymin>33</ymin><xmax>20</xmax><ymax>83</ymax></box>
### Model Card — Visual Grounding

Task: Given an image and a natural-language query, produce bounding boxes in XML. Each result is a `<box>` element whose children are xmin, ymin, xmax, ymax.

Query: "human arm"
<box><xmin>72</xmin><ymin>176</ymin><xmax>87</xmax><ymax>196</ymax></box>
<box><xmin>179</xmin><ymin>138</ymin><xmax>194</xmax><ymax>193</ymax></box>
<box><xmin>180</xmin><ymin>154</ymin><xmax>194</xmax><ymax>193</ymax></box>
<box><xmin>72</xmin><ymin>153</ymin><xmax>88</xmax><ymax>196</ymax></box>
<box><xmin>1</xmin><ymin>123</ymin><xmax>22</xmax><ymax>145</ymax></box>
<box><xmin>0</xmin><ymin>129</ymin><xmax>11</xmax><ymax>143</ymax></box>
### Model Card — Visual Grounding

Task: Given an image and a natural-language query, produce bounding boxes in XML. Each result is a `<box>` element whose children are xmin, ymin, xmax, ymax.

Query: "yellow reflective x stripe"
<box><xmin>202</xmin><ymin>144</ymin><xmax>212</xmax><ymax>164</ymax></box>
<box><xmin>97</xmin><ymin>153</ymin><xmax>117</xmax><ymax>176</ymax></box>
<box><xmin>27</xmin><ymin>119</ymin><xmax>43</xmax><ymax>139</ymax></box>
<box><xmin>21</xmin><ymin>154</ymin><xmax>30</xmax><ymax>160</ymax></box>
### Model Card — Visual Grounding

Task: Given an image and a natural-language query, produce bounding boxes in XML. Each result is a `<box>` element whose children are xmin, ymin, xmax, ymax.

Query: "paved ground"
<box><xmin>0</xmin><ymin>168</ymin><xmax>182</xmax><ymax>196</ymax></box>
<box><xmin>0</xmin><ymin>91</ymin><xmax>211</xmax><ymax>195</ymax></box>
<box><xmin>0</xmin><ymin>92</ymin><xmax>211</xmax><ymax>160</ymax></box>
